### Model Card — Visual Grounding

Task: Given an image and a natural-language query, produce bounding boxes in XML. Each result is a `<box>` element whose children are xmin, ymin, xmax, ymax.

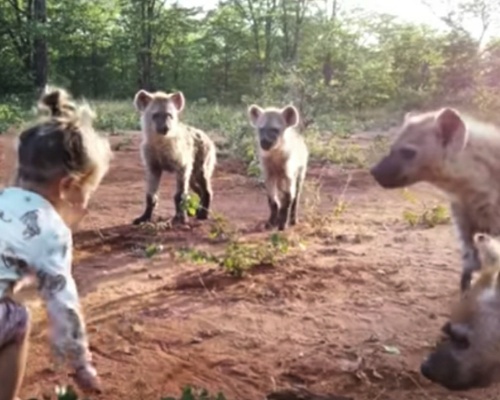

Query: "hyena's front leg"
<box><xmin>173</xmin><ymin>166</ymin><xmax>192</xmax><ymax>225</ymax></box>
<box><xmin>451</xmin><ymin>203</ymin><xmax>480</xmax><ymax>292</ymax></box>
<box><xmin>290</xmin><ymin>169</ymin><xmax>305</xmax><ymax>226</ymax></box>
<box><xmin>195</xmin><ymin>173</ymin><xmax>212</xmax><ymax>220</ymax></box>
<box><xmin>277</xmin><ymin>176</ymin><xmax>296</xmax><ymax>231</ymax></box>
<box><xmin>264</xmin><ymin>178</ymin><xmax>279</xmax><ymax>229</ymax></box>
<box><xmin>133</xmin><ymin>165</ymin><xmax>162</xmax><ymax>225</ymax></box>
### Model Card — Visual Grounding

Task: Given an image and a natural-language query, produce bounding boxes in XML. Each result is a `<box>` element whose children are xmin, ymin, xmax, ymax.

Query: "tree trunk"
<box><xmin>33</xmin><ymin>0</ymin><xmax>47</xmax><ymax>95</ymax></box>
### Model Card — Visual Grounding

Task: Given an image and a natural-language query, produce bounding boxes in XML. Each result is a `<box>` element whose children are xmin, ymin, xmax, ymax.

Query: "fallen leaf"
<box><xmin>383</xmin><ymin>345</ymin><xmax>400</xmax><ymax>355</ymax></box>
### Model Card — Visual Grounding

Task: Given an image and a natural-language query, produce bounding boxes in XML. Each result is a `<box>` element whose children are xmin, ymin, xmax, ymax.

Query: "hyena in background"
<box><xmin>132</xmin><ymin>90</ymin><xmax>217</xmax><ymax>225</ymax></box>
<box><xmin>421</xmin><ymin>232</ymin><xmax>500</xmax><ymax>391</ymax></box>
<box><xmin>247</xmin><ymin>104</ymin><xmax>309</xmax><ymax>231</ymax></box>
<box><xmin>370</xmin><ymin>107</ymin><xmax>500</xmax><ymax>292</ymax></box>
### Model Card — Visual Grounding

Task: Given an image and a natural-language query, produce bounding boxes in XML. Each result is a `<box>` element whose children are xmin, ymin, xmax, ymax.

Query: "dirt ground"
<box><xmin>3</xmin><ymin>132</ymin><xmax>500</xmax><ymax>400</ymax></box>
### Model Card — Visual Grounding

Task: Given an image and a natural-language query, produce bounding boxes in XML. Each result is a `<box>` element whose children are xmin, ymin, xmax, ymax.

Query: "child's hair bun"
<box><xmin>39</xmin><ymin>87</ymin><xmax>75</xmax><ymax>117</ymax></box>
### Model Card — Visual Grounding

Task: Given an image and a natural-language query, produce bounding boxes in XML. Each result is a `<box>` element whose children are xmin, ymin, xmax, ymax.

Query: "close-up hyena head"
<box><xmin>247</xmin><ymin>104</ymin><xmax>299</xmax><ymax>151</ymax></box>
<box><xmin>421</xmin><ymin>235</ymin><xmax>500</xmax><ymax>391</ymax></box>
<box><xmin>370</xmin><ymin>107</ymin><xmax>469</xmax><ymax>189</ymax></box>
<box><xmin>133</xmin><ymin>90</ymin><xmax>185</xmax><ymax>136</ymax></box>
<box><xmin>474</xmin><ymin>233</ymin><xmax>500</xmax><ymax>270</ymax></box>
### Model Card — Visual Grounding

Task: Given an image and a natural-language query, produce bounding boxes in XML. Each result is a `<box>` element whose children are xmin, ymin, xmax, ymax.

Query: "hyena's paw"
<box><xmin>196</xmin><ymin>208</ymin><xmax>209</xmax><ymax>220</ymax></box>
<box><xmin>132</xmin><ymin>215</ymin><xmax>150</xmax><ymax>225</ymax></box>
<box><xmin>277</xmin><ymin>222</ymin><xmax>287</xmax><ymax>231</ymax></box>
<box><xmin>265</xmin><ymin>220</ymin><xmax>278</xmax><ymax>230</ymax></box>
<box><xmin>172</xmin><ymin>213</ymin><xmax>187</xmax><ymax>225</ymax></box>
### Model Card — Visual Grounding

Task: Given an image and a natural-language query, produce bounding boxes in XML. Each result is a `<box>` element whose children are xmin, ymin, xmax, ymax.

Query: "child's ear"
<box><xmin>59</xmin><ymin>177</ymin><xmax>84</xmax><ymax>204</ymax></box>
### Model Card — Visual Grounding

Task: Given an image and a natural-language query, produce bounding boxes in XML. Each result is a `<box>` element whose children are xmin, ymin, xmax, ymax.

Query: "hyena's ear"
<box><xmin>170</xmin><ymin>91</ymin><xmax>185</xmax><ymax>112</ymax></box>
<box><xmin>248</xmin><ymin>104</ymin><xmax>263</xmax><ymax>127</ymax></box>
<box><xmin>133</xmin><ymin>90</ymin><xmax>153</xmax><ymax>112</ymax></box>
<box><xmin>442</xmin><ymin>322</ymin><xmax>471</xmax><ymax>344</ymax></box>
<box><xmin>281</xmin><ymin>105</ymin><xmax>300</xmax><ymax>128</ymax></box>
<box><xmin>435</xmin><ymin>108</ymin><xmax>468</xmax><ymax>154</ymax></box>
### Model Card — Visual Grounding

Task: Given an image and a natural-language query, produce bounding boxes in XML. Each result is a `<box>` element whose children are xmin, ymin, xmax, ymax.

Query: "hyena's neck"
<box><xmin>430</xmin><ymin>135</ymin><xmax>500</xmax><ymax>201</ymax></box>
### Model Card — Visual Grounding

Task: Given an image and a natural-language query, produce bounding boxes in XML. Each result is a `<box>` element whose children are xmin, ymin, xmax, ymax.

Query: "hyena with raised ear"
<box><xmin>370</xmin><ymin>108</ymin><xmax>500</xmax><ymax>292</ymax></box>
<box><xmin>421</xmin><ymin>232</ymin><xmax>500</xmax><ymax>391</ymax></box>
<box><xmin>132</xmin><ymin>90</ymin><xmax>217</xmax><ymax>225</ymax></box>
<box><xmin>247</xmin><ymin>104</ymin><xmax>309</xmax><ymax>231</ymax></box>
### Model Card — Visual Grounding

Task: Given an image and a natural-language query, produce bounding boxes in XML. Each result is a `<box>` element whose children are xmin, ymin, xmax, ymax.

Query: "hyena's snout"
<box><xmin>153</xmin><ymin>115</ymin><xmax>171</xmax><ymax>136</ymax></box>
<box><xmin>156</xmin><ymin>123</ymin><xmax>169</xmax><ymax>135</ymax></box>
<box><xmin>260</xmin><ymin>138</ymin><xmax>275</xmax><ymax>151</ymax></box>
<box><xmin>370</xmin><ymin>154</ymin><xmax>407</xmax><ymax>189</ymax></box>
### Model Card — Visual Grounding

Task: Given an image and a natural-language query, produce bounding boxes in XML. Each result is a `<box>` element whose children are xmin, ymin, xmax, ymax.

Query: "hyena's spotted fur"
<box><xmin>132</xmin><ymin>90</ymin><xmax>217</xmax><ymax>225</ymax></box>
<box><xmin>247</xmin><ymin>104</ymin><xmax>308</xmax><ymax>231</ymax></box>
<box><xmin>370</xmin><ymin>108</ymin><xmax>500</xmax><ymax>292</ymax></box>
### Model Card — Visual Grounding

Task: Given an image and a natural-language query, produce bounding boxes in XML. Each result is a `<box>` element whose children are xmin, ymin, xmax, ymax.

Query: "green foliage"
<box><xmin>401</xmin><ymin>189</ymin><xmax>451</xmax><ymax>228</ymax></box>
<box><xmin>180</xmin><ymin>193</ymin><xmax>201</xmax><ymax>217</ymax></box>
<box><xmin>218</xmin><ymin>233</ymin><xmax>291</xmax><ymax>277</ymax></box>
<box><xmin>1</xmin><ymin>0</ymin><xmax>499</xmax><ymax>130</ymax></box>
<box><xmin>25</xmin><ymin>384</ymin><xmax>226</xmax><ymax>400</ymax></box>
<box><xmin>162</xmin><ymin>385</ymin><xmax>227</xmax><ymax>400</ymax></box>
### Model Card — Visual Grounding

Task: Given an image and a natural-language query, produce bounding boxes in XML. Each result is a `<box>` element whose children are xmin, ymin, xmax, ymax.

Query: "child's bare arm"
<box><xmin>32</xmin><ymin>227</ymin><xmax>100</xmax><ymax>392</ymax></box>
<box><xmin>37</xmin><ymin>268</ymin><xmax>93</xmax><ymax>371</ymax></box>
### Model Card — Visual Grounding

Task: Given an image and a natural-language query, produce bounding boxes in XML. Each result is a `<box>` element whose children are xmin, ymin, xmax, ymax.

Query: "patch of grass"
<box><xmin>163</xmin><ymin>385</ymin><xmax>227</xmax><ymax>400</ymax></box>
<box><xmin>219</xmin><ymin>232</ymin><xmax>291</xmax><ymax>277</ymax></box>
<box><xmin>172</xmin><ymin>208</ymin><xmax>293</xmax><ymax>278</ymax></box>
<box><xmin>112</xmin><ymin>135</ymin><xmax>133</xmax><ymax>150</ymax></box>
<box><xmin>305</xmin><ymin>130</ymin><xmax>366</xmax><ymax>167</ymax></box>
<box><xmin>302</xmin><ymin>174</ymin><xmax>352</xmax><ymax>234</ymax></box>
<box><xmin>175</xmin><ymin>246</ymin><xmax>218</xmax><ymax>264</ymax></box>
<box><xmin>144</xmin><ymin>243</ymin><xmax>164</xmax><ymax>258</ymax></box>
<box><xmin>90</xmin><ymin>100</ymin><xmax>139</xmax><ymax>133</ymax></box>
<box><xmin>401</xmin><ymin>189</ymin><xmax>450</xmax><ymax>228</ymax></box>
<box><xmin>24</xmin><ymin>384</ymin><xmax>227</xmax><ymax>400</ymax></box>
<box><xmin>208</xmin><ymin>212</ymin><xmax>237</xmax><ymax>242</ymax></box>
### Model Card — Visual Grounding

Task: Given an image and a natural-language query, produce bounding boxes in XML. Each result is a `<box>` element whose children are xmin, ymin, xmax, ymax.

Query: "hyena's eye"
<box><xmin>399</xmin><ymin>147</ymin><xmax>416</xmax><ymax>160</ymax></box>
<box><xmin>166</xmin><ymin>113</ymin><xmax>173</xmax><ymax>119</ymax></box>
<box><xmin>442</xmin><ymin>322</ymin><xmax>470</xmax><ymax>350</ymax></box>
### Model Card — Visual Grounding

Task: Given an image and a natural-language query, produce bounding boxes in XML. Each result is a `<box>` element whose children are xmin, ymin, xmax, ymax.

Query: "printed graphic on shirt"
<box><xmin>0</xmin><ymin>244</ymin><xmax>29</xmax><ymax>275</ymax></box>
<box><xmin>37</xmin><ymin>270</ymin><xmax>67</xmax><ymax>297</ymax></box>
<box><xmin>20</xmin><ymin>209</ymin><xmax>41</xmax><ymax>239</ymax></box>
<box><xmin>0</xmin><ymin>211</ymin><xmax>12</xmax><ymax>223</ymax></box>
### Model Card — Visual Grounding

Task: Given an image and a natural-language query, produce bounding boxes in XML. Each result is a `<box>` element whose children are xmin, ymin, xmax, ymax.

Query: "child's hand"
<box><xmin>71</xmin><ymin>365</ymin><xmax>102</xmax><ymax>394</ymax></box>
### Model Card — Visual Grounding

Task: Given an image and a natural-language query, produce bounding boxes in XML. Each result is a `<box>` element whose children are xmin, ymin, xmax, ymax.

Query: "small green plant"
<box><xmin>162</xmin><ymin>385</ymin><xmax>227</xmax><ymax>400</ymax></box>
<box><xmin>25</xmin><ymin>384</ymin><xmax>227</xmax><ymax>400</ymax></box>
<box><xmin>180</xmin><ymin>193</ymin><xmax>201</xmax><ymax>217</ymax></box>
<box><xmin>145</xmin><ymin>243</ymin><xmax>164</xmax><ymax>258</ymax></box>
<box><xmin>401</xmin><ymin>189</ymin><xmax>450</xmax><ymax>228</ymax></box>
<box><xmin>175</xmin><ymin>246</ymin><xmax>218</xmax><ymax>264</ymax></box>
<box><xmin>208</xmin><ymin>212</ymin><xmax>236</xmax><ymax>241</ymax></box>
<box><xmin>219</xmin><ymin>233</ymin><xmax>290</xmax><ymax>277</ymax></box>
